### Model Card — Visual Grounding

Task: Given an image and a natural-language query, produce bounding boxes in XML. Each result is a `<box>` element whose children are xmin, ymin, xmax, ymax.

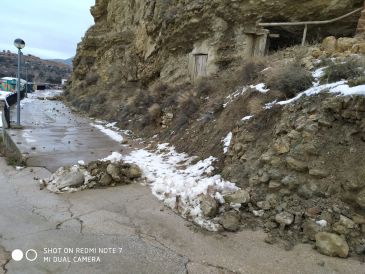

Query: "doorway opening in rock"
<box><xmin>267</xmin><ymin>26</ymin><xmax>304</xmax><ymax>51</ymax></box>
<box><xmin>194</xmin><ymin>54</ymin><xmax>208</xmax><ymax>79</ymax></box>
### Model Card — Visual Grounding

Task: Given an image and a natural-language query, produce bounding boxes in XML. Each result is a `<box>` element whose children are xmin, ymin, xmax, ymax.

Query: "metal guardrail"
<box><xmin>2</xmin><ymin>91</ymin><xmax>25</xmax><ymax>128</ymax></box>
<box><xmin>257</xmin><ymin>7</ymin><xmax>363</xmax><ymax>45</ymax></box>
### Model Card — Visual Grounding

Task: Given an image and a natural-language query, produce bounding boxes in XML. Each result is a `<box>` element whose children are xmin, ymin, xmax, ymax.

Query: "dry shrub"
<box><xmin>151</xmin><ymin>82</ymin><xmax>169</xmax><ymax>99</ymax></box>
<box><xmin>148</xmin><ymin>103</ymin><xmax>162</xmax><ymax>123</ymax></box>
<box><xmin>248</xmin><ymin>96</ymin><xmax>266</xmax><ymax>115</ymax></box>
<box><xmin>266</xmin><ymin>62</ymin><xmax>313</xmax><ymax>98</ymax></box>
<box><xmin>322</xmin><ymin>57</ymin><xmax>365</xmax><ymax>83</ymax></box>
<box><xmin>236</xmin><ymin>58</ymin><xmax>267</xmax><ymax>85</ymax></box>
<box><xmin>195</xmin><ymin>79</ymin><xmax>214</xmax><ymax>96</ymax></box>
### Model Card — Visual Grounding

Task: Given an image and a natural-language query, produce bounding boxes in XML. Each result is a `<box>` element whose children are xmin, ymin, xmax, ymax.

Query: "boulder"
<box><xmin>224</xmin><ymin>190</ymin><xmax>250</xmax><ymax>204</ymax></box>
<box><xmin>273</xmin><ymin>138</ymin><xmax>290</xmax><ymax>154</ymax></box>
<box><xmin>356</xmin><ymin>189</ymin><xmax>365</xmax><ymax>208</ymax></box>
<box><xmin>219</xmin><ymin>211</ymin><xmax>241</xmax><ymax>232</ymax></box>
<box><xmin>321</xmin><ymin>36</ymin><xmax>337</xmax><ymax>53</ymax></box>
<box><xmin>315</xmin><ymin>232</ymin><xmax>349</xmax><ymax>258</ymax></box>
<box><xmin>99</xmin><ymin>173</ymin><xmax>113</xmax><ymax>186</ymax></box>
<box><xmin>298</xmin><ymin>182</ymin><xmax>319</xmax><ymax>199</ymax></box>
<box><xmin>286</xmin><ymin>156</ymin><xmax>308</xmax><ymax>172</ymax></box>
<box><xmin>200</xmin><ymin>195</ymin><xmax>218</xmax><ymax>218</ymax></box>
<box><xmin>336</xmin><ymin>37</ymin><xmax>357</xmax><ymax>52</ymax></box>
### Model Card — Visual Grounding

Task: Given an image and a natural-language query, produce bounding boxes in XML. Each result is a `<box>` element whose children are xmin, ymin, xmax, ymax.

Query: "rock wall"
<box><xmin>68</xmin><ymin>0</ymin><xmax>363</xmax><ymax>104</ymax></box>
<box><xmin>222</xmin><ymin>94</ymin><xmax>365</xmax><ymax>256</ymax></box>
<box><xmin>356</xmin><ymin>1</ymin><xmax>365</xmax><ymax>37</ymax></box>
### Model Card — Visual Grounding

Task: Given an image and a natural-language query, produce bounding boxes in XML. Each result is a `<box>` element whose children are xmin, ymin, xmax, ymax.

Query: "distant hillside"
<box><xmin>0</xmin><ymin>50</ymin><xmax>72</xmax><ymax>84</ymax></box>
<box><xmin>49</xmin><ymin>57</ymin><xmax>73</xmax><ymax>67</ymax></box>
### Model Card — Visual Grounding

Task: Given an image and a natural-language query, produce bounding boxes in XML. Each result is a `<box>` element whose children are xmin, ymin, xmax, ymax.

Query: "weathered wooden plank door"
<box><xmin>194</xmin><ymin>54</ymin><xmax>208</xmax><ymax>78</ymax></box>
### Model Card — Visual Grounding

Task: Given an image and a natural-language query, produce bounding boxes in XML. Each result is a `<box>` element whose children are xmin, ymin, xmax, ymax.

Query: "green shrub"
<box><xmin>266</xmin><ymin>63</ymin><xmax>313</xmax><ymax>98</ymax></box>
<box><xmin>322</xmin><ymin>58</ymin><xmax>365</xmax><ymax>83</ymax></box>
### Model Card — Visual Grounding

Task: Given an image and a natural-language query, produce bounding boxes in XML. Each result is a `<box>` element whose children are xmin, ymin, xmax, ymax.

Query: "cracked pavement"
<box><xmin>0</xmin><ymin>159</ymin><xmax>364</xmax><ymax>274</ymax></box>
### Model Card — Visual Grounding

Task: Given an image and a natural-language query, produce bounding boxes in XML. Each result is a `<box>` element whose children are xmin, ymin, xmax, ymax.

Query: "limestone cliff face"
<box><xmin>68</xmin><ymin>0</ymin><xmax>363</xmax><ymax>112</ymax></box>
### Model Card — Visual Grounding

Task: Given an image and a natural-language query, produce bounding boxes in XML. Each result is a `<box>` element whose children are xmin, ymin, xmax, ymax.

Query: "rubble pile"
<box><xmin>41</xmin><ymin>160</ymin><xmax>142</xmax><ymax>193</ymax></box>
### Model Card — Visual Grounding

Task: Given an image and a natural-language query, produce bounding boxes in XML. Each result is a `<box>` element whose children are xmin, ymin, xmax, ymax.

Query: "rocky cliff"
<box><xmin>65</xmin><ymin>0</ymin><xmax>365</xmax><ymax>258</ymax></box>
<box><xmin>68</xmin><ymin>0</ymin><xmax>362</xmax><ymax>106</ymax></box>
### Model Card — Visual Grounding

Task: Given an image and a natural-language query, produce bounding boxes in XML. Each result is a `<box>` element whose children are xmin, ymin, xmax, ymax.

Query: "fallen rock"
<box><xmin>224</xmin><ymin>189</ymin><xmax>250</xmax><ymax>204</ymax></box>
<box><xmin>219</xmin><ymin>211</ymin><xmax>241</xmax><ymax>232</ymax></box>
<box><xmin>286</xmin><ymin>156</ymin><xmax>308</xmax><ymax>172</ymax></box>
<box><xmin>332</xmin><ymin>215</ymin><xmax>356</xmax><ymax>234</ymax></box>
<box><xmin>106</xmin><ymin>163</ymin><xmax>121</xmax><ymax>181</ymax></box>
<box><xmin>124</xmin><ymin>164</ymin><xmax>142</xmax><ymax>179</ymax></box>
<box><xmin>303</xmin><ymin>220</ymin><xmax>325</xmax><ymax>241</ymax></box>
<box><xmin>46</xmin><ymin>167</ymin><xmax>85</xmax><ymax>192</ymax></box>
<box><xmin>275</xmin><ymin>212</ymin><xmax>294</xmax><ymax>226</ymax></box>
<box><xmin>315</xmin><ymin>232</ymin><xmax>349</xmax><ymax>258</ymax></box>
<box><xmin>309</xmin><ymin>168</ymin><xmax>329</xmax><ymax>179</ymax></box>
<box><xmin>99</xmin><ymin>173</ymin><xmax>113</xmax><ymax>186</ymax></box>
<box><xmin>336</xmin><ymin>37</ymin><xmax>357</xmax><ymax>52</ymax></box>
<box><xmin>200</xmin><ymin>195</ymin><xmax>218</xmax><ymax>218</ymax></box>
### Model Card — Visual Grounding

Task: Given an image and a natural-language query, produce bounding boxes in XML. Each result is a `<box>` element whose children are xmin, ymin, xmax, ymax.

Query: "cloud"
<box><xmin>0</xmin><ymin>0</ymin><xmax>95</xmax><ymax>59</ymax></box>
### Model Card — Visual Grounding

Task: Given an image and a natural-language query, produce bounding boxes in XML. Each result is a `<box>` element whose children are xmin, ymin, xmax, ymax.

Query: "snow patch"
<box><xmin>223</xmin><ymin>87</ymin><xmax>248</xmax><ymax>108</ymax></box>
<box><xmin>222</xmin><ymin>132</ymin><xmax>233</xmax><ymax>154</ymax></box>
<box><xmin>91</xmin><ymin>123</ymin><xmax>124</xmax><ymax>143</ymax></box>
<box><xmin>241</xmin><ymin>115</ymin><xmax>254</xmax><ymax>121</ymax></box>
<box><xmin>250</xmin><ymin>83</ymin><xmax>270</xmax><ymax>93</ymax></box>
<box><xmin>316</xmin><ymin>219</ymin><xmax>328</xmax><ymax>227</ymax></box>
<box><xmin>276</xmin><ymin>81</ymin><xmax>355</xmax><ymax>105</ymax></box>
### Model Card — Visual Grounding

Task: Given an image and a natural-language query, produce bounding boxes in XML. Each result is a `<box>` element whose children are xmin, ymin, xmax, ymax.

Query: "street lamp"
<box><xmin>14</xmin><ymin>38</ymin><xmax>25</xmax><ymax>126</ymax></box>
<box><xmin>25</xmin><ymin>61</ymin><xmax>29</xmax><ymax>98</ymax></box>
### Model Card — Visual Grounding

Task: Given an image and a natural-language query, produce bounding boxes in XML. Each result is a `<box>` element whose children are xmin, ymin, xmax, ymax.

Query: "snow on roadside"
<box><xmin>92</xmin><ymin>121</ymin><xmax>240</xmax><ymax>231</ymax></box>
<box><xmin>222</xmin><ymin>132</ymin><xmax>233</xmax><ymax>154</ymax></box>
<box><xmin>90</xmin><ymin>123</ymin><xmax>124</xmax><ymax>142</ymax></box>
<box><xmin>117</xmin><ymin>145</ymin><xmax>238</xmax><ymax>231</ymax></box>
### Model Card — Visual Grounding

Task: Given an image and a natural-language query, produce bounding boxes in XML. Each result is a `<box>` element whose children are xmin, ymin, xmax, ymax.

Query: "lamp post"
<box><xmin>25</xmin><ymin>61</ymin><xmax>28</xmax><ymax>98</ymax></box>
<box><xmin>14</xmin><ymin>38</ymin><xmax>25</xmax><ymax>126</ymax></box>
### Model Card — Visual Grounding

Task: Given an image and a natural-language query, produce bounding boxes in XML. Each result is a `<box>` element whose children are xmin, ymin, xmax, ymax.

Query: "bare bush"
<box><xmin>322</xmin><ymin>57</ymin><xmax>365</xmax><ymax>83</ymax></box>
<box><xmin>266</xmin><ymin>63</ymin><xmax>313</xmax><ymax>98</ymax></box>
<box><xmin>236</xmin><ymin>58</ymin><xmax>267</xmax><ymax>85</ymax></box>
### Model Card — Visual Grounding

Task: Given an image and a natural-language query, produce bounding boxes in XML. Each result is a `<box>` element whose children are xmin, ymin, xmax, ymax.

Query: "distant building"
<box><xmin>0</xmin><ymin>77</ymin><xmax>26</xmax><ymax>92</ymax></box>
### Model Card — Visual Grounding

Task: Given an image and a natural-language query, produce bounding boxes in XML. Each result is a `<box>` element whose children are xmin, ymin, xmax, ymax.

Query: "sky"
<box><xmin>0</xmin><ymin>0</ymin><xmax>95</xmax><ymax>59</ymax></box>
